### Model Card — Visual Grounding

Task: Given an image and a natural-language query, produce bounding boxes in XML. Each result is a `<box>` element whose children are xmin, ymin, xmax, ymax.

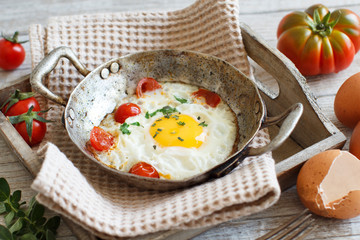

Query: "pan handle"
<box><xmin>30</xmin><ymin>46</ymin><xmax>90</xmax><ymax>106</ymax></box>
<box><xmin>211</xmin><ymin>103</ymin><xmax>303</xmax><ymax>178</ymax></box>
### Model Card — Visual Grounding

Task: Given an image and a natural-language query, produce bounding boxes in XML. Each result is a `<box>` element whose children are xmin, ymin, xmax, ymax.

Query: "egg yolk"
<box><xmin>150</xmin><ymin>114</ymin><xmax>204</xmax><ymax>148</ymax></box>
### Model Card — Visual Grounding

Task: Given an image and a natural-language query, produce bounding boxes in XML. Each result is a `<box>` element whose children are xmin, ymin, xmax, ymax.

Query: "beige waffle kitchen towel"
<box><xmin>28</xmin><ymin>0</ymin><xmax>281</xmax><ymax>239</ymax></box>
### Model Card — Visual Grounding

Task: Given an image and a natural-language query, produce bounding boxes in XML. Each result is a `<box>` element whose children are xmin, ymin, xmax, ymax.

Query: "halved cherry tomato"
<box><xmin>114</xmin><ymin>103</ymin><xmax>141</xmax><ymax>124</ymax></box>
<box><xmin>136</xmin><ymin>77</ymin><xmax>162</xmax><ymax>98</ymax></box>
<box><xmin>192</xmin><ymin>89</ymin><xmax>221</xmax><ymax>108</ymax></box>
<box><xmin>129</xmin><ymin>162</ymin><xmax>160</xmax><ymax>178</ymax></box>
<box><xmin>90</xmin><ymin>126</ymin><xmax>114</xmax><ymax>151</ymax></box>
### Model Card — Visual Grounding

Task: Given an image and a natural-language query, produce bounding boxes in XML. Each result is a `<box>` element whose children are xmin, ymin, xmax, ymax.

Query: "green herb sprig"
<box><xmin>145</xmin><ymin>106</ymin><xmax>178</xmax><ymax>119</ymax></box>
<box><xmin>0</xmin><ymin>178</ymin><xmax>60</xmax><ymax>240</ymax></box>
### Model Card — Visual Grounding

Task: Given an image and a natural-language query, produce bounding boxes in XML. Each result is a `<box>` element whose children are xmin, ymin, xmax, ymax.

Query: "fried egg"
<box><xmin>94</xmin><ymin>82</ymin><xmax>238</xmax><ymax>180</ymax></box>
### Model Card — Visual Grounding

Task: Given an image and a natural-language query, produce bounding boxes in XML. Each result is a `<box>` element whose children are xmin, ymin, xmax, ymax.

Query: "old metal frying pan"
<box><xmin>31</xmin><ymin>47</ymin><xmax>303</xmax><ymax>191</ymax></box>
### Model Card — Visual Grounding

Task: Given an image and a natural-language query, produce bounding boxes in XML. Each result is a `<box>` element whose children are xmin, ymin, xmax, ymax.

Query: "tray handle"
<box><xmin>211</xmin><ymin>103</ymin><xmax>303</xmax><ymax>178</ymax></box>
<box><xmin>30</xmin><ymin>46</ymin><xmax>90</xmax><ymax>106</ymax></box>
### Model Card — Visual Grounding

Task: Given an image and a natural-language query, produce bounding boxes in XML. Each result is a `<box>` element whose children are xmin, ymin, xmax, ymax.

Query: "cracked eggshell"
<box><xmin>297</xmin><ymin>149</ymin><xmax>360</xmax><ymax>219</ymax></box>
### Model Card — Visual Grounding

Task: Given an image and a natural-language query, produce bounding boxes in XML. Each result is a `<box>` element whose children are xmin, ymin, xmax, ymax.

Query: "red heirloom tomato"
<box><xmin>90</xmin><ymin>126</ymin><xmax>114</xmax><ymax>151</ymax></box>
<box><xmin>277</xmin><ymin>4</ymin><xmax>360</xmax><ymax>76</ymax></box>
<box><xmin>114</xmin><ymin>103</ymin><xmax>141</xmax><ymax>124</ymax></box>
<box><xmin>1</xmin><ymin>89</ymin><xmax>41</xmax><ymax>116</ymax></box>
<box><xmin>136</xmin><ymin>77</ymin><xmax>162</xmax><ymax>98</ymax></box>
<box><xmin>0</xmin><ymin>32</ymin><xmax>27</xmax><ymax>70</ymax></box>
<box><xmin>192</xmin><ymin>89</ymin><xmax>221</xmax><ymax>107</ymax></box>
<box><xmin>129</xmin><ymin>162</ymin><xmax>160</xmax><ymax>178</ymax></box>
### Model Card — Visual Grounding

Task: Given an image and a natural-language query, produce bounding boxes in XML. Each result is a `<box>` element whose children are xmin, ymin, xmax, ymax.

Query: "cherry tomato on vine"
<box><xmin>1</xmin><ymin>89</ymin><xmax>40</xmax><ymax>116</ymax></box>
<box><xmin>14</xmin><ymin>118</ymin><xmax>46</xmax><ymax>146</ymax></box>
<box><xmin>129</xmin><ymin>162</ymin><xmax>160</xmax><ymax>178</ymax></box>
<box><xmin>136</xmin><ymin>77</ymin><xmax>162</xmax><ymax>98</ymax></box>
<box><xmin>114</xmin><ymin>103</ymin><xmax>141</xmax><ymax>124</ymax></box>
<box><xmin>277</xmin><ymin>4</ymin><xmax>360</xmax><ymax>76</ymax></box>
<box><xmin>192</xmin><ymin>89</ymin><xmax>221</xmax><ymax>108</ymax></box>
<box><xmin>0</xmin><ymin>32</ymin><xmax>27</xmax><ymax>70</ymax></box>
<box><xmin>90</xmin><ymin>126</ymin><xmax>114</xmax><ymax>151</ymax></box>
<box><xmin>8</xmin><ymin>106</ymin><xmax>50</xmax><ymax>146</ymax></box>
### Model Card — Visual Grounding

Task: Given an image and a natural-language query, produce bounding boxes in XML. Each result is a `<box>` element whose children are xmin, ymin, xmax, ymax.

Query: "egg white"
<box><xmin>95</xmin><ymin>82</ymin><xmax>238</xmax><ymax>180</ymax></box>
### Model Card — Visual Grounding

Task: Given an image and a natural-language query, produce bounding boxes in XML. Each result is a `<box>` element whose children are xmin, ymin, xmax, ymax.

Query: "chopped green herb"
<box><xmin>153</xmin><ymin>145</ymin><xmax>157</xmax><ymax>150</ymax></box>
<box><xmin>131</xmin><ymin>122</ymin><xmax>141</xmax><ymax>126</ymax></box>
<box><xmin>174</xmin><ymin>95</ymin><xmax>188</xmax><ymax>104</ymax></box>
<box><xmin>157</xmin><ymin>128</ymin><xmax>163</xmax><ymax>132</ymax></box>
<box><xmin>199</xmin><ymin>121</ymin><xmax>208</xmax><ymax>127</ymax></box>
<box><xmin>197</xmin><ymin>116</ymin><xmax>201</xmax><ymax>120</ymax></box>
<box><xmin>146</xmin><ymin>106</ymin><xmax>178</xmax><ymax>119</ymax></box>
<box><xmin>170</xmin><ymin>131</ymin><xmax>176</xmax><ymax>134</ymax></box>
<box><xmin>172</xmin><ymin>115</ymin><xmax>179</xmax><ymax>120</ymax></box>
<box><xmin>151</xmin><ymin>123</ymin><xmax>156</xmax><ymax>127</ymax></box>
<box><xmin>156</xmin><ymin>118</ymin><xmax>163</xmax><ymax>122</ymax></box>
<box><xmin>153</xmin><ymin>132</ymin><xmax>159</xmax><ymax>138</ymax></box>
<box><xmin>120</xmin><ymin>123</ymin><xmax>131</xmax><ymax>135</ymax></box>
<box><xmin>177</xmin><ymin>121</ymin><xmax>185</xmax><ymax>126</ymax></box>
<box><xmin>178</xmin><ymin>137</ymin><xmax>184</xmax><ymax>141</ymax></box>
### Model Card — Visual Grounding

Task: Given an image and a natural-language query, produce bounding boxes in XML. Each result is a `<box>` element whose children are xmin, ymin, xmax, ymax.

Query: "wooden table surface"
<box><xmin>1</xmin><ymin>0</ymin><xmax>360</xmax><ymax>239</ymax></box>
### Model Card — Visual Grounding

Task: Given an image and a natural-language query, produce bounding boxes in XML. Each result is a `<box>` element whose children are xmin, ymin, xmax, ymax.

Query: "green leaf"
<box><xmin>35</xmin><ymin>217</ymin><xmax>46</xmax><ymax>226</ymax></box>
<box><xmin>198</xmin><ymin>121</ymin><xmax>208</xmax><ymax>127</ymax></box>
<box><xmin>11</xmin><ymin>191</ymin><xmax>21</xmax><ymax>204</ymax></box>
<box><xmin>44</xmin><ymin>216</ymin><xmax>60</xmax><ymax>233</ymax></box>
<box><xmin>25</xmin><ymin>197</ymin><xmax>36</xmax><ymax>216</ymax></box>
<box><xmin>9</xmin><ymin>218</ymin><xmax>22</xmax><ymax>233</ymax></box>
<box><xmin>29</xmin><ymin>203</ymin><xmax>44</xmax><ymax>221</ymax></box>
<box><xmin>130</xmin><ymin>122</ymin><xmax>140</xmax><ymax>127</ymax></box>
<box><xmin>0</xmin><ymin>202</ymin><xmax>6</xmax><ymax>214</ymax></box>
<box><xmin>0</xmin><ymin>178</ymin><xmax>10</xmax><ymax>201</ymax></box>
<box><xmin>0</xmin><ymin>225</ymin><xmax>13</xmax><ymax>240</ymax></box>
<box><xmin>19</xmin><ymin>233</ymin><xmax>37</xmax><ymax>240</ymax></box>
<box><xmin>4</xmin><ymin>211</ymin><xmax>15</xmax><ymax>227</ymax></box>
<box><xmin>4</xmin><ymin>203</ymin><xmax>11</xmax><ymax>213</ymax></box>
<box><xmin>45</xmin><ymin>229</ymin><xmax>56</xmax><ymax>240</ymax></box>
<box><xmin>120</xmin><ymin>123</ymin><xmax>131</xmax><ymax>135</ymax></box>
<box><xmin>174</xmin><ymin>96</ymin><xmax>188</xmax><ymax>104</ymax></box>
<box><xmin>16</xmin><ymin>210</ymin><xmax>25</xmax><ymax>218</ymax></box>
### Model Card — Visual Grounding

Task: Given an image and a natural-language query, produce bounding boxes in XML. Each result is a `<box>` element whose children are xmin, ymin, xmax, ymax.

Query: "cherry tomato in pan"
<box><xmin>90</xmin><ymin>126</ymin><xmax>114</xmax><ymax>151</ymax></box>
<box><xmin>136</xmin><ymin>77</ymin><xmax>162</xmax><ymax>98</ymax></box>
<box><xmin>129</xmin><ymin>162</ymin><xmax>160</xmax><ymax>178</ymax></box>
<box><xmin>114</xmin><ymin>103</ymin><xmax>141</xmax><ymax>124</ymax></box>
<box><xmin>192</xmin><ymin>89</ymin><xmax>221</xmax><ymax>108</ymax></box>
<box><xmin>1</xmin><ymin>89</ymin><xmax>41</xmax><ymax>116</ymax></box>
<box><xmin>0</xmin><ymin>32</ymin><xmax>27</xmax><ymax>70</ymax></box>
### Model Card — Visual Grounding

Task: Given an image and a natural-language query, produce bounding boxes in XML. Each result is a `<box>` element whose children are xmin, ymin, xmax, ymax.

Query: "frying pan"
<box><xmin>31</xmin><ymin>47</ymin><xmax>303</xmax><ymax>191</ymax></box>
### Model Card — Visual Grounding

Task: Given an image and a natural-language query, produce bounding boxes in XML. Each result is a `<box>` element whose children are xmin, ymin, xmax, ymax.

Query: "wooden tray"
<box><xmin>0</xmin><ymin>23</ymin><xmax>346</xmax><ymax>239</ymax></box>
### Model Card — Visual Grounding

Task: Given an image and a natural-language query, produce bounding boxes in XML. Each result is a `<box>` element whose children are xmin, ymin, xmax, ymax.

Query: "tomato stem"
<box><xmin>308</xmin><ymin>8</ymin><xmax>340</xmax><ymax>37</ymax></box>
<box><xmin>1</xmin><ymin>31</ymin><xmax>28</xmax><ymax>44</ymax></box>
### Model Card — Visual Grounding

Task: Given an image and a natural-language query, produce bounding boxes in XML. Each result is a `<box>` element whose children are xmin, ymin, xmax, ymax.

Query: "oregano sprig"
<box><xmin>0</xmin><ymin>178</ymin><xmax>60</xmax><ymax>240</ymax></box>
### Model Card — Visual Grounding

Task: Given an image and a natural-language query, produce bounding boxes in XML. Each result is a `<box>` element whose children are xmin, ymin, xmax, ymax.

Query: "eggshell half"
<box><xmin>297</xmin><ymin>149</ymin><xmax>360</xmax><ymax>219</ymax></box>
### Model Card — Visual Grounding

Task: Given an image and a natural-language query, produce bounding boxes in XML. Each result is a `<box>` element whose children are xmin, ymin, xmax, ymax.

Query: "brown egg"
<box><xmin>297</xmin><ymin>149</ymin><xmax>360</xmax><ymax>219</ymax></box>
<box><xmin>350</xmin><ymin>121</ymin><xmax>360</xmax><ymax>159</ymax></box>
<box><xmin>334</xmin><ymin>72</ymin><xmax>360</xmax><ymax>128</ymax></box>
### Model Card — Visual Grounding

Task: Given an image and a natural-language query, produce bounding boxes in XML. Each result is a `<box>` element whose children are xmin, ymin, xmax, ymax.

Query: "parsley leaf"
<box><xmin>146</xmin><ymin>106</ymin><xmax>178</xmax><ymax>118</ymax></box>
<box><xmin>177</xmin><ymin>121</ymin><xmax>185</xmax><ymax>126</ymax></box>
<box><xmin>120</xmin><ymin>123</ymin><xmax>131</xmax><ymax>135</ymax></box>
<box><xmin>178</xmin><ymin>137</ymin><xmax>184</xmax><ymax>141</ymax></box>
<box><xmin>199</xmin><ymin>121</ymin><xmax>208</xmax><ymax>127</ymax></box>
<box><xmin>174</xmin><ymin>96</ymin><xmax>188</xmax><ymax>104</ymax></box>
<box><xmin>131</xmin><ymin>122</ymin><xmax>141</xmax><ymax>126</ymax></box>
